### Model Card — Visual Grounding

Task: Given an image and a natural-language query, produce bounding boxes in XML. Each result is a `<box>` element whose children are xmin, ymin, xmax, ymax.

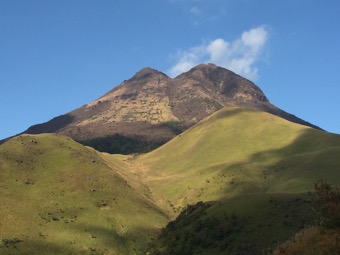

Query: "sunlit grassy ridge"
<box><xmin>138</xmin><ymin>107</ymin><xmax>340</xmax><ymax>209</ymax></box>
<box><xmin>0</xmin><ymin>134</ymin><xmax>167</xmax><ymax>254</ymax></box>
<box><xmin>1</xmin><ymin>107</ymin><xmax>340</xmax><ymax>254</ymax></box>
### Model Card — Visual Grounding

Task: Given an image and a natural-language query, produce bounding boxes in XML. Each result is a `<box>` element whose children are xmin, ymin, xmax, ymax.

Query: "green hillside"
<box><xmin>0</xmin><ymin>134</ymin><xmax>168</xmax><ymax>255</ymax></box>
<box><xmin>1</xmin><ymin>107</ymin><xmax>340</xmax><ymax>254</ymax></box>
<box><xmin>138</xmin><ymin>107</ymin><xmax>340</xmax><ymax>210</ymax></box>
<box><xmin>137</xmin><ymin>107</ymin><xmax>340</xmax><ymax>254</ymax></box>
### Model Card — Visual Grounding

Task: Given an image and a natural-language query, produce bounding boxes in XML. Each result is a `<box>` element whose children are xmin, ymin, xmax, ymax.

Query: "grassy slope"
<box><xmin>1</xmin><ymin>107</ymin><xmax>340</xmax><ymax>254</ymax></box>
<box><xmin>138</xmin><ymin>107</ymin><xmax>340</xmax><ymax>254</ymax></box>
<box><xmin>0</xmin><ymin>134</ymin><xmax>168</xmax><ymax>255</ymax></box>
<box><xmin>138</xmin><ymin>107</ymin><xmax>340</xmax><ymax>211</ymax></box>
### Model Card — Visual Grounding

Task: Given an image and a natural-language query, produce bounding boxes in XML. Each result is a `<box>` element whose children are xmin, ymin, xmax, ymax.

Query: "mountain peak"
<box><xmin>130</xmin><ymin>67</ymin><xmax>168</xmax><ymax>81</ymax></box>
<box><xmin>195</xmin><ymin>63</ymin><xmax>218</xmax><ymax>69</ymax></box>
<box><xmin>185</xmin><ymin>63</ymin><xmax>237</xmax><ymax>77</ymax></box>
<box><xmin>175</xmin><ymin>63</ymin><xmax>269</xmax><ymax>105</ymax></box>
<box><xmin>176</xmin><ymin>63</ymin><xmax>217</xmax><ymax>77</ymax></box>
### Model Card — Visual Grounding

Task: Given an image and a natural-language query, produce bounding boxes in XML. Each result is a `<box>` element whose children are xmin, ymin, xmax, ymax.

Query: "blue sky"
<box><xmin>1</xmin><ymin>0</ymin><xmax>340</xmax><ymax>139</ymax></box>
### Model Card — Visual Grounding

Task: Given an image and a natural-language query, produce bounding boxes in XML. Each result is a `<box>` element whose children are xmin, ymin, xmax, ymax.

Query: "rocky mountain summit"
<box><xmin>20</xmin><ymin>63</ymin><xmax>318</xmax><ymax>153</ymax></box>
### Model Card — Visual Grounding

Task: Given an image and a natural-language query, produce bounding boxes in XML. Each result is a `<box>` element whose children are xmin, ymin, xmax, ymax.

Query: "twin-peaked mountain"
<box><xmin>21</xmin><ymin>64</ymin><xmax>318</xmax><ymax>154</ymax></box>
<box><xmin>1</xmin><ymin>64</ymin><xmax>339</xmax><ymax>254</ymax></box>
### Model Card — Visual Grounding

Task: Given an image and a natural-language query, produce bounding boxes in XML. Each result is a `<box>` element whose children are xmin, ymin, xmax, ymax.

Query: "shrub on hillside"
<box><xmin>273</xmin><ymin>180</ymin><xmax>340</xmax><ymax>255</ymax></box>
<box><xmin>273</xmin><ymin>227</ymin><xmax>340</xmax><ymax>255</ymax></box>
<box><xmin>146</xmin><ymin>201</ymin><xmax>248</xmax><ymax>255</ymax></box>
<box><xmin>314</xmin><ymin>180</ymin><xmax>340</xmax><ymax>228</ymax></box>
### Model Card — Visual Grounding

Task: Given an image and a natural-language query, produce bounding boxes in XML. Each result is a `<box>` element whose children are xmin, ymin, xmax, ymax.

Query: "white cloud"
<box><xmin>168</xmin><ymin>26</ymin><xmax>268</xmax><ymax>80</ymax></box>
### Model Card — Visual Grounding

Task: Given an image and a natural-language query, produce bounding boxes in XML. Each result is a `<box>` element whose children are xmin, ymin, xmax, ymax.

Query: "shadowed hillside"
<box><xmin>146</xmin><ymin>193</ymin><xmax>318</xmax><ymax>255</ymax></box>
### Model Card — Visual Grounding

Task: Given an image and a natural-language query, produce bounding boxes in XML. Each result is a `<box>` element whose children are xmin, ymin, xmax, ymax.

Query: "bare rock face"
<box><xmin>166</xmin><ymin>64</ymin><xmax>269</xmax><ymax>125</ymax></box>
<box><xmin>21</xmin><ymin>63</ymin><xmax>319</xmax><ymax>154</ymax></box>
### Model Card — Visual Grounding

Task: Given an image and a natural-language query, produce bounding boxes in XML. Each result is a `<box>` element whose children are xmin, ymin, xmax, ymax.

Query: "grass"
<box><xmin>137</xmin><ymin>107</ymin><xmax>340</xmax><ymax>209</ymax></box>
<box><xmin>0</xmin><ymin>134</ymin><xmax>168</xmax><ymax>255</ymax></box>
<box><xmin>1</xmin><ymin>107</ymin><xmax>340</xmax><ymax>254</ymax></box>
<box><xmin>138</xmin><ymin>107</ymin><xmax>340</xmax><ymax>254</ymax></box>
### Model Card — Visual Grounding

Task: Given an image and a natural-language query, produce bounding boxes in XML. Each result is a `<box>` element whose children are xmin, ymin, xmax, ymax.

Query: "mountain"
<box><xmin>16</xmin><ymin>64</ymin><xmax>319</xmax><ymax>154</ymax></box>
<box><xmin>1</xmin><ymin>107</ymin><xmax>339</xmax><ymax>254</ymax></box>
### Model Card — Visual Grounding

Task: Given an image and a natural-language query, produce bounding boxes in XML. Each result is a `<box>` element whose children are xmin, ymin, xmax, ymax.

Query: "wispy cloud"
<box><xmin>168</xmin><ymin>26</ymin><xmax>269</xmax><ymax>80</ymax></box>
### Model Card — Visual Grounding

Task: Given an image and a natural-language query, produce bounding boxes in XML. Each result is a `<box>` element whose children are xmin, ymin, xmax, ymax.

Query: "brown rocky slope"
<box><xmin>17</xmin><ymin>63</ymin><xmax>319</xmax><ymax>153</ymax></box>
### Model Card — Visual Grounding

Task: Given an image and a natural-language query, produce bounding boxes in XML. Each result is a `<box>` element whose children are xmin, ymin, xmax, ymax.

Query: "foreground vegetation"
<box><xmin>146</xmin><ymin>181</ymin><xmax>340</xmax><ymax>255</ymax></box>
<box><xmin>1</xmin><ymin>107</ymin><xmax>340</xmax><ymax>254</ymax></box>
<box><xmin>273</xmin><ymin>181</ymin><xmax>340</xmax><ymax>255</ymax></box>
<box><xmin>147</xmin><ymin>193</ymin><xmax>318</xmax><ymax>254</ymax></box>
